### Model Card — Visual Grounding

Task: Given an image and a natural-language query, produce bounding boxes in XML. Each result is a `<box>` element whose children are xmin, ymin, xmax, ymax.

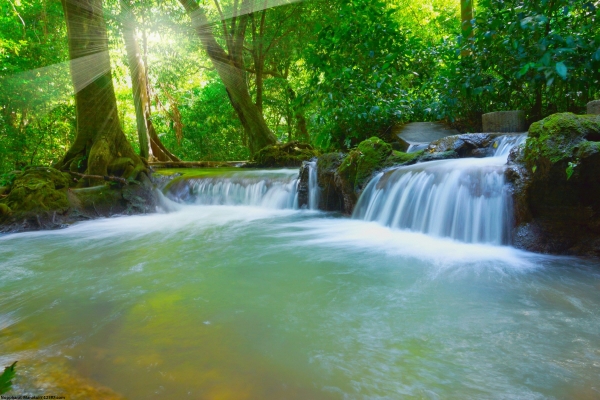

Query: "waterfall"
<box><xmin>353</xmin><ymin>135</ymin><xmax>526</xmax><ymax>245</ymax></box>
<box><xmin>165</xmin><ymin>170</ymin><xmax>301</xmax><ymax>209</ymax></box>
<box><xmin>306</xmin><ymin>161</ymin><xmax>320</xmax><ymax>210</ymax></box>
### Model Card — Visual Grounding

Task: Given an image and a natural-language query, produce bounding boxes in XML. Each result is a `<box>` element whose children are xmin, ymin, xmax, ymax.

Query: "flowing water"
<box><xmin>354</xmin><ymin>135</ymin><xmax>527</xmax><ymax>245</ymax></box>
<box><xmin>1</xmin><ymin>140</ymin><xmax>600</xmax><ymax>399</ymax></box>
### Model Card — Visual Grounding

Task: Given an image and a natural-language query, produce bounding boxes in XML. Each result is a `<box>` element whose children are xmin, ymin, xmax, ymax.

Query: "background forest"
<box><xmin>1</xmin><ymin>0</ymin><xmax>599</xmax><ymax>175</ymax></box>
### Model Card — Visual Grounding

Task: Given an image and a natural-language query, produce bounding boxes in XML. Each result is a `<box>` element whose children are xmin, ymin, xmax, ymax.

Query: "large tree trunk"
<box><xmin>57</xmin><ymin>0</ymin><xmax>144</xmax><ymax>182</ymax></box>
<box><xmin>121</xmin><ymin>2</ymin><xmax>180</xmax><ymax>162</ymax></box>
<box><xmin>178</xmin><ymin>0</ymin><xmax>277</xmax><ymax>155</ymax></box>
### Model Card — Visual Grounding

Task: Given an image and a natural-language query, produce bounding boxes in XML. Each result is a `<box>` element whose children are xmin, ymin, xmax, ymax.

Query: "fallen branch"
<box><xmin>65</xmin><ymin>171</ymin><xmax>128</xmax><ymax>185</ymax></box>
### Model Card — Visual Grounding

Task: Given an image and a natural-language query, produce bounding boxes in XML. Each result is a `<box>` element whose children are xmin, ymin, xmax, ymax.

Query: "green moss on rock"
<box><xmin>337</xmin><ymin>137</ymin><xmax>392</xmax><ymax>192</ymax></box>
<box><xmin>385</xmin><ymin>150</ymin><xmax>423</xmax><ymax>167</ymax></box>
<box><xmin>252</xmin><ymin>141</ymin><xmax>319</xmax><ymax>167</ymax></box>
<box><xmin>525</xmin><ymin>113</ymin><xmax>600</xmax><ymax>169</ymax></box>
<box><xmin>2</xmin><ymin>167</ymin><xmax>72</xmax><ymax>217</ymax></box>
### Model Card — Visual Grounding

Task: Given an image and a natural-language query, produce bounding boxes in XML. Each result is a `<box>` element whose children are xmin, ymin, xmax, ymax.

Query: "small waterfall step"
<box><xmin>353</xmin><ymin>135</ymin><xmax>526</xmax><ymax>245</ymax></box>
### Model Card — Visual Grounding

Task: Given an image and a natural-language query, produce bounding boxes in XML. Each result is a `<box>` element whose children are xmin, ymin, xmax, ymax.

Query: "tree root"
<box><xmin>64</xmin><ymin>171</ymin><xmax>128</xmax><ymax>185</ymax></box>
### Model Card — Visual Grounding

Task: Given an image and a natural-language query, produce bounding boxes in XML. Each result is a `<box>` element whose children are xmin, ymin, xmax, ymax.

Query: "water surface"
<box><xmin>1</xmin><ymin>204</ymin><xmax>599</xmax><ymax>399</ymax></box>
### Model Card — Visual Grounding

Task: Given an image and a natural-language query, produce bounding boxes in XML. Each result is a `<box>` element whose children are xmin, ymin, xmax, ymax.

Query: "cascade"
<box><xmin>353</xmin><ymin>135</ymin><xmax>526</xmax><ymax>245</ymax></box>
<box><xmin>306</xmin><ymin>160</ymin><xmax>320</xmax><ymax>210</ymax></box>
<box><xmin>166</xmin><ymin>170</ymin><xmax>300</xmax><ymax>209</ymax></box>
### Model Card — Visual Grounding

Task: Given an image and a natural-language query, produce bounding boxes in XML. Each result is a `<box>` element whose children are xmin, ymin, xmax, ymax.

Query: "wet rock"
<box><xmin>426</xmin><ymin>133</ymin><xmax>496</xmax><ymax>157</ymax></box>
<box><xmin>316</xmin><ymin>152</ymin><xmax>346</xmax><ymax>212</ymax></box>
<box><xmin>252</xmin><ymin>141</ymin><xmax>319</xmax><ymax>167</ymax></box>
<box><xmin>506</xmin><ymin>113</ymin><xmax>600</xmax><ymax>256</ymax></box>
<box><xmin>315</xmin><ymin>138</ymin><xmax>421</xmax><ymax>214</ymax></box>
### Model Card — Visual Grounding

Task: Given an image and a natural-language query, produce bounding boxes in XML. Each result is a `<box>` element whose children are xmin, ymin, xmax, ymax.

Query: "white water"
<box><xmin>164</xmin><ymin>164</ymin><xmax>321</xmax><ymax>211</ymax></box>
<box><xmin>166</xmin><ymin>169</ymin><xmax>302</xmax><ymax>209</ymax></box>
<box><xmin>306</xmin><ymin>160</ymin><xmax>320</xmax><ymax>210</ymax></box>
<box><xmin>353</xmin><ymin>135</ymin><xmax>526</xmax><ymax>245</ymax></box>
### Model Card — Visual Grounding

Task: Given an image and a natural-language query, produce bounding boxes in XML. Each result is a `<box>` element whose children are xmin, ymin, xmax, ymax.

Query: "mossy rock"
<box><xmin>2</xmin><ymin>167</ymin><xmax>72</xmax><ymax>217</ymax></box>
<box><xmin>525</xmin><ymin>112</ymin><xmax>600</xmax><ymax>174</ymax></box>
<box><xmin>337</xmin><ymin>137</ymin><xmax>392</xmax><ymax>192</ymax></box>
<box><xmin>0</xmin><ymin>203</ymin><xmax>12</xmax><ymax>216</ymax></box>
<box><xmin>252</xmin><ymin>141</ymin><xmax>319</xmax><ymax>167</ymax></box>
<box><xmin>384</xmin><ymin>150</ymin><xmax>423</xmax><ymax>167</ymax></box>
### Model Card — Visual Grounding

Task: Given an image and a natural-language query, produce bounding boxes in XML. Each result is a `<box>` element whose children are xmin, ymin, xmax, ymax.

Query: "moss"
<box><xmin>337</xmin><ymin>137</ymin><xmax>392</xmax><ymax>192</ymax></box>
<box><xmin>316</xmin><ymin>153</ymin><xmax>345</xmax><ymax>173</ymax></box>
<box><xmin>252</xmin><ymin>141</ymin><xmax>319</xmax><ymax>167</ymax></box>
<box><xmin>3</xmin><ymin>167</ymin><xmax>72</xmax><ymax>216</ymax></box>
<box><xmin>384</xmin><ymin>150</ymin><xmax>423</xmax><ymax>167</ymax></box>
<box><xmin>0</xmin><ymin>203</ymin><xmax>12</xmax><ymax>216</ymax></box>
<box><xmin>525</xmin><ymin>113</ymin><xmax>600</xmax><ymax>167</ymax></box>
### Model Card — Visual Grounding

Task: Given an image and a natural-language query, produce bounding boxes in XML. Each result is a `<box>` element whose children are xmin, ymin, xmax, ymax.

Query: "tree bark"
<box><xmin>178</xmin><ymin>0</ymin><xmax>277</xmax><ymax>155</ymax></box>
<box><xmin>121</xmin><ymin>1</ymin><xmax>180</xmax><ymax>162</ymax></box>
<box><xmin>460</xmin><ymin>0</ymin><xmax>473</xmax><ymax>57</ymax></box>
<box><xmin>57</xmin><ymin>0</ymin><xmax>144</xmax><ymax>183</ymax></box>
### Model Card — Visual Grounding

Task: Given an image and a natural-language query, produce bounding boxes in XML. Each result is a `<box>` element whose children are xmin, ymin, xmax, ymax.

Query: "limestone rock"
<box><xmin>482</xmin><ymin>110</ymin><xmax>526</xmax><ymax>132</ymax></box>
<box><xmin>587</xmin><ymin>100</ymin><xmax>600</xmax><ymax>115</ymax></box>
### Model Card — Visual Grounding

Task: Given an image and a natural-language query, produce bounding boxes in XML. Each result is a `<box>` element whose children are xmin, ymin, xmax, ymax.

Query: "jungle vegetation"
<box><xmin>1</xmin><ymin>0</ymin><xmax>599</xmax><ymax>176</ymax></box>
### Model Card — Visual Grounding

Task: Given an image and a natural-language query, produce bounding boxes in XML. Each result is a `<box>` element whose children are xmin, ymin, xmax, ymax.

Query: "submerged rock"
<box><xmin>507</xmin><ymin>113</ymin><xmax>600</xmax><ymax>256</ymax></box>
<box><xmin>252</xmin><ymin>141</ymin><xmax>319</xmax><ymax>167</ymax></box>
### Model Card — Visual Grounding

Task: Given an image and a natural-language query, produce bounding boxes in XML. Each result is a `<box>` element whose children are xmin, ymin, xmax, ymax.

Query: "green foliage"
<box><xmin>162</xmin><ymin>79</ymin><xmax>249</xmax><ymax>161</ymax></box>
<box><xmin>0</xmin><ymin>362</ymin><xmax>17</xmax><ymax>394</ymax></box>
<box><xmin>431</xmin><ymin>0</ymin><xmax>600</xmax><ymax>129</ymax></box>
<box><xmin>305</xmin><ymin>0</ymin><xmax>413</xmax><ymax>149</ymax></box>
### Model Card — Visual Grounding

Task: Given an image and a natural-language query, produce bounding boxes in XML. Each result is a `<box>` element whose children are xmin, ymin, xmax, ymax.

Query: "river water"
<box><xmin>1</xmin><ymin>163</ymin><xmax>600</xmax><ymax>398</ymax></box>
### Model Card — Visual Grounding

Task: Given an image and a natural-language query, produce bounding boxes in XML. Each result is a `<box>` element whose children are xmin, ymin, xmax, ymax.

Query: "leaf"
<box><xmin>518</xmin><ymin>63</ymin><xmax>531</xmax><ymax>76</ymax></box>
<box><xmin>0</xmin><ymin>362</ymin><xmax>17</xmax><ymax>395</ymax></box>
<box><xmin>556</xmin><ymin>62</ymin><xmax>568</xmax><ymax>79</ymax></box>
<box><xmin>532</xmin><ymin>166</ymin><xmax>537</xmax><ymax>174</ymax></box>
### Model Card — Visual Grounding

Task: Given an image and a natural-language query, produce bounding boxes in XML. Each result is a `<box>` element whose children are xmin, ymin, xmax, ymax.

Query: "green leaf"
<box><xmin>566</xmin><ymin>161</ymin><xmax>577</xmax><ymax>180</ymax></box>
<box><xmin>556</xmin><ymin>62</ymin><xmax>568</xmax><ymax>79</ymax></box>
<box><xmin>0</xmin><ymin>362</ymin><xmax>17</xmax><ymax>395</ymax></box>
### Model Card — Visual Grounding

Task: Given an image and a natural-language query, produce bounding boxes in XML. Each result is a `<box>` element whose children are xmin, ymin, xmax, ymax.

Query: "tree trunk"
<box><xmin>460</xmin><ymin>0</ymin><xmax>473</xmax><ymax>57</ymax></box>
<box><xmin>178</xmin><ymin>0</ymin><xmax>277</xmax><ymax>155</ymax></box>
<box><xmin>57</xmin><ymin>0</ymin><xmax>144</xmax><ymax>183</ymax></box>
<box><xmin>461</xmin><ymin>0</ymin><xmax>473</xmax><ymax>39</ymax></box>
<box><xmin>121</xmin><ymin>1</ymin><xmax>180</xmax><ymax>162</ymax></box>
<box><xmin>287</xmin><ymin>86</ymin><xmax>310</xmax><ymax>143</ymax></box>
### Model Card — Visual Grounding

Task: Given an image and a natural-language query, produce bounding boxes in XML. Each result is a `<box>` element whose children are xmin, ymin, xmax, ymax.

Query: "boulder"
<box><xmin>587</xmin><ymin>100</ymin><xmax>600</xmax><ymax>115</ymax></box>
<box><xmin>482</xmin><ymin>110</ymin><xmax>527</xmax><ymax>132</ymax></box>
<box><xmin>316</xmin><ymin>152</ymin><xmax>346</xmax><ymax>212</ymax></box>
<box><xmin>427</xmin><ymin>133</ymin><xmax>496</xmax><ymax>158</ymax></box>
<box><xmin>0</xmin><ymin>166</ymin><xmax>158</xmax><ymax>233</ymax></box>
<box><xmin>315</xmin><ymin>138</ymin><xmax>421</xmax><ymax>214</ymax></box>
<box><xmin>506</xmin><ymin>112</ymin><xmax>600</xmax><ymax>256</ymax></box>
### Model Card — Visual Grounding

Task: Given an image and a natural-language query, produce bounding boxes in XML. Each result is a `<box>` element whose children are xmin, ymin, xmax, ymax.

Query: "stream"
<box><xmin>1</xmin><ymin>140</ymin><xmax>600</xmax><ymax>399</ymax></box>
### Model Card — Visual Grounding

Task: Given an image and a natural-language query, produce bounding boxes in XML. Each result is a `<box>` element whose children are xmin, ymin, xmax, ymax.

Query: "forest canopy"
<box><xmin>1</xmin><ymin>0</ymin><xmax>599</xmax><ymax>175</ymax></box>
